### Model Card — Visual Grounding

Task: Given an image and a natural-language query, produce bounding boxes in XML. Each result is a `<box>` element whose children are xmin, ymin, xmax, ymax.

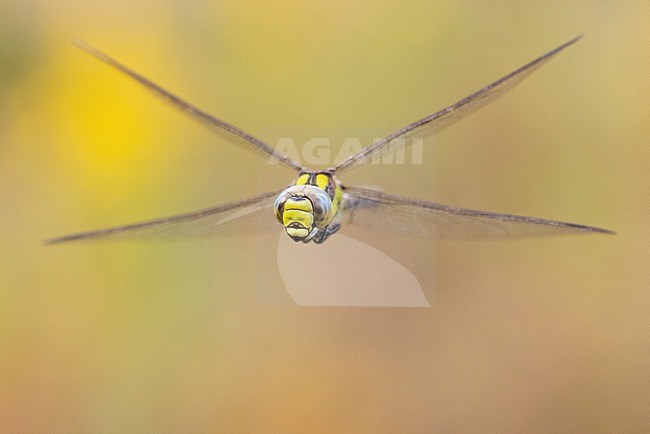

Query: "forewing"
<box><xmin>342</xmin><ymin>186</ymin><xmax>613</xmax><ymax>239</ymax></box>
<box><xmin>46</xmin><ymin>190</ymin><xmax>282</xmax><ymax>244</ymax></box>
<box><xmin>333</xmin><ymin>36</ymin><xmax>582</xmax><ymax>175</ymax></box>
<box><xmin>74</xmin><ymin>40</ymin><xmax>303</xmax><ymax>172</ymax></box>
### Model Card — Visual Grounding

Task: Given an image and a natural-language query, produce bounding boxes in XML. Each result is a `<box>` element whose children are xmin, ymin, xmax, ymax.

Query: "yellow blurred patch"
<box><xmin>43</xmin><ymin>38</ymin><xmax>173</xmax><ymax>205</ymax></box>
<box><xmin>54</xmin><ymin>65</ymin><xmax>152</xmax><ymax>169</ymax></box>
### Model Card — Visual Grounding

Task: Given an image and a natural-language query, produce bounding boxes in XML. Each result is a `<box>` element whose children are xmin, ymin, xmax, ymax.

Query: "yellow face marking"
<box><xmin>283</xmin><ymin>209</ymin><xmax>314</xmax><ymax>229</ymax></box>
<box><xmin>282</xmin><ymin>197</ymin><xmax>315</xmax><ymax>233</ymax></box>
<box><xmin>284</xmin><ymin>197</ymin><xmax>313</xmax><ymax>213</ymax></box>
<box><xmin>286</xmin><ymin>226</ymin><xmax>310</xmax><ymax>238</ymax></box>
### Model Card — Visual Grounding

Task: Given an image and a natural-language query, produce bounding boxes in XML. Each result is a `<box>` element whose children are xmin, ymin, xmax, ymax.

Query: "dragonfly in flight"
<box><xmin>47</xmin><ymin>36</ymin><xmax>613</xmax><ymax>245</ymax></box>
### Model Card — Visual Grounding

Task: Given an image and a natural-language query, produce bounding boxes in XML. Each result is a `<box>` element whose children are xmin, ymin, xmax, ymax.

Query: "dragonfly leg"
<box><xmin>312</xmin><ymin>223</ymin><xmax>340</xmax><ymax>244</ymax></box>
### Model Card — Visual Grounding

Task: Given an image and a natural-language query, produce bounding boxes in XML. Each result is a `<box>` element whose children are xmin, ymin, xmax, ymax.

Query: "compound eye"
<box><xmin>273</xmin><ymin>191</ymin><xmax>291</xmax><ymax>223</ymax></box>
<box><xmin>303</xmin><ymin>186</ymin><xmax>334</xmax><ymax>227</ymax></box>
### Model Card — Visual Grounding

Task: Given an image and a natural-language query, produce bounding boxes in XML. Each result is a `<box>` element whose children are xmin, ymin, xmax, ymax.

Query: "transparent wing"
<box><xmin>74</xmin><ymin>39</ymin><xmax>304</xmax><ymax>172</ymax></box>
<box><xmin>342</xmin><ymin>186</ymin><xmax>613</xmax><ymax>239</ymax></box>
<box><xmin>332</xmin><ymin>36</ymin><xmax>582</xmax><ymax>175</ymax></box>
<box><xmin>46</xmin><ymin>190</ymin><xmax>282</xmax><ymax>244</ymax></box>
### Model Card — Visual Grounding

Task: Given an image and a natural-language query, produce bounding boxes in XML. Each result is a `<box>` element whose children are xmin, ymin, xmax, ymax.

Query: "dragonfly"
<box><xmin>47</xmin><ymin>36</ymin><xmax>613</xmax><ymax>245</ymax></box>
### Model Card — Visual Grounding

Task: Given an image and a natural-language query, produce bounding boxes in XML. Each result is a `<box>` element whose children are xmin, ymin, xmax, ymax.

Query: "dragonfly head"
<box><xmin>274</xmin><ymin>185</ymin><xmax>334</xmax><ymax>242</ymax></box>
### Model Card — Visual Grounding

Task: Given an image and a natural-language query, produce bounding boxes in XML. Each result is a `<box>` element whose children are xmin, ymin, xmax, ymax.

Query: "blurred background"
<box><xmin>1</xmin><ymin>0</ymin><xmax>648</xmax><ymax>431</ymax></box>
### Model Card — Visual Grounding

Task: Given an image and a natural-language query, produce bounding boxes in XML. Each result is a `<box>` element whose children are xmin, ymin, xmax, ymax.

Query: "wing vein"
<box><xmin>332</xmin><ymin>36</ymin><xmax>583</xmax><ymax>174</ymax></box>
<box><xmin>74</xmin><ymin>39</ymin><xmax>303</xmax><ymax>172</ymax></box>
